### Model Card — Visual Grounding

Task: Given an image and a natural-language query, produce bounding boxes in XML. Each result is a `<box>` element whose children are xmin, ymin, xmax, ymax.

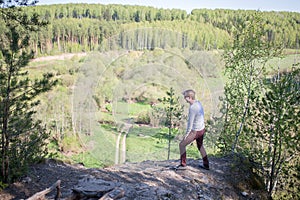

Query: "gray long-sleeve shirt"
<box><xmin>186</xmin><ymin>100</ymin><xmax>205</xmax><ymax>134</ymax></box>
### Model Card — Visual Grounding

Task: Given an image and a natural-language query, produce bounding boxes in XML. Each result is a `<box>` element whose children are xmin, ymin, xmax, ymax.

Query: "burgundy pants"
<box><xmin>179</xmin><ymin>129</ymin><xmax>208</xmax><ymax>167</ymax></box>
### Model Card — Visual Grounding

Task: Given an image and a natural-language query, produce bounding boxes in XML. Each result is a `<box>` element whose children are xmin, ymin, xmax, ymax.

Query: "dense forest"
<box><xmin>13</xmin><ymin>3</ymin><xmax>300</xmax><ymax>56</ymax></box>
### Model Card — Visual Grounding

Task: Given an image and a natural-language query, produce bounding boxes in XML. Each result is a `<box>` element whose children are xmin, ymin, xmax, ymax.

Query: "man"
<box><xmin>176</xmin><ymin>89</ymin><xmax>209</xmax><ymax>170</ymax></box>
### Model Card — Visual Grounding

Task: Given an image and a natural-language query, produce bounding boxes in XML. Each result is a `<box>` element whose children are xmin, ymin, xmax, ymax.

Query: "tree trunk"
<box><xmin>231</xmin><ymin>65</ymin><xmax>254</xmax><ymax>152</ymax></box>
<box><xmin>2</xmin><ymin>69</ymin><xmax>12</xmax><ymax>183</ymax></box>
<box><xmin>167</xmin><ymin>126</ymin><xmax>171</xmax><ymax>160</ymax></box>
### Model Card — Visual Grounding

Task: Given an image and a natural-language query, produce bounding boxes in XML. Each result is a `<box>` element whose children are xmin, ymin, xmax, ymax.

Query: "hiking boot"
<box><xmin>173</xmin><ymin>164</ymin><xmax>187</xmax><ymax>170</ymax></box>
<box><xmin>199</xmin><ymin>164</ymin><xmax>209</xmax><ymax>170</ymax></box>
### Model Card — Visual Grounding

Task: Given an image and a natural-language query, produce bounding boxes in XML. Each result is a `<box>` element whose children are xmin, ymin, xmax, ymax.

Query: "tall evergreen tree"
<box><xmin>0</xmin><ymin>2</ymin><xmax>56</xmax><ymax>183</ymax></box>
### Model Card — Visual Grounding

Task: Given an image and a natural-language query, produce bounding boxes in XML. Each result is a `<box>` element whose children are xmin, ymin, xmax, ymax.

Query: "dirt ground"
<box><xmin>0</xmin><ymin>155</ymin><xmax>267</xmax><ymax>200</ymax></box>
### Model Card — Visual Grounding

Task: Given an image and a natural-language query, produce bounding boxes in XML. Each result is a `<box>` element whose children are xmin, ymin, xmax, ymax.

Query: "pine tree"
<box><xmin>0</xmin><ymin>2</ymin><xmax>56</xmax><ymax>183</ymax></box>
<box><xmin>158</xmin><ymin>87</ymin><xmax>183</xmax><ymax>160</ymax></box>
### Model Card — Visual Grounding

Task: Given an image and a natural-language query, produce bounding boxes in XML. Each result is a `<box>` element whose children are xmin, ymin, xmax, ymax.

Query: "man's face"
<box><xmin>184</xmin><ymin>95</ymin><xmax>191</xmax><ymax>103</ymax></box>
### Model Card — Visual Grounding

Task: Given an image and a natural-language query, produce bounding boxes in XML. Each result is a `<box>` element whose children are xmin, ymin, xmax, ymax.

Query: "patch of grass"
<box><xmin>129</xmin><ymin>125</ymin><xmax>160</xmax><ymax>137</ymax></box>
<box><xmin>126</xmin><ymin>126</ymin><xmax>179</xmax><ymax>161</ymax></box>
<box><xmin>113</xmin><ymin>101</ymin><xmax>151</xmax><ymax>118</ymax></box>
<box><xmin>71</xmin><ymin>152</ymin><xmax>105</xmax><ymax>168</ymax></box>
<box><xmin>126</xmin><ymin>134</ymin><xmax>180</xmax><ymax>162</ymax></box>
<box><xmin>62</xmin><ymin>135</ymin><xmax>82</xmax><ymax>153</ymax></box>
<box><xmin>97</xmin><ymin>111</ymin><xmax>115</xmax><ymax>124</ymax></box>
<box><xmin>266</xmin><ymin>54</ymin><xmax>298</xmax><ymax>74</ymax></box>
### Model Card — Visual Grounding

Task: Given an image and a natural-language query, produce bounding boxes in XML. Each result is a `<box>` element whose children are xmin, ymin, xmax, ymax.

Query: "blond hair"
<box><xmin>182</xmin><ymin>89</ymin><xmax>196</xmax><ymax>100</ymax></box>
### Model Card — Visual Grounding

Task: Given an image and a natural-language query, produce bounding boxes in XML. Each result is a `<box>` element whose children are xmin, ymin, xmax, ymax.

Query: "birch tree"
<box><xmin>219</xmin><ymin>12</ymin><xmax>281</xmax><ymax>153</ymax></box>
<box><xmin>248</xmin><ymin>68</ymin><xmax>300</xmax><ymax>199</ymax></box>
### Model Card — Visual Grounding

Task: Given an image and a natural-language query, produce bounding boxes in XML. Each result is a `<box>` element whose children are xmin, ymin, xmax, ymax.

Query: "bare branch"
<box><xmin>27</xmin><ymin>180</ymin><xmax>61</xmax><ymax>200</ymax></box>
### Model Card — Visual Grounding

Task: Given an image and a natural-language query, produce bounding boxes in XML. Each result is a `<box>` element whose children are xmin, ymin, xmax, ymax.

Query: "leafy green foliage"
<box><xmin>247</xmin><ymin>68</ymin><xmax>300</xmax><ymax>199</ymax></box>
<box><xmin>135</xmin><ymin>111</ymin><xmax>151</xmax><ymax>124</ymax></box>
<box><xmin>217</xmin><ymin>11</ymin><xmax>299</xmax><ymax>200</ymax></box>
<box><xmin>191</xmin><ymin>9</ymin><xmax>300</xmax><ymax>49</ymax></box>
<box><xmin>219</xmin><ymin>12</ymin><xmax>281</xmax><ymax>153</ymax></box>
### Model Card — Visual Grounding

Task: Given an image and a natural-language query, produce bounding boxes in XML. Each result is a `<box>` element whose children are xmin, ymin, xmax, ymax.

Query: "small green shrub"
<box><xmin>61</xmin><ymin>136</ymin><xmax>82</xmax><ymax>153</ymax></box>
<box><xmin>0</xmin><ymin>181</ymin><xmax>8</xmax><ymax>190</ymax></box>
<box><xmin>105</xmin><ymin>104</ymin><xmax>112</xmax><ymax>112</ymax></box>
<box><xmin>135</xmin><ymin>111</ymin><xmax>150</xmax><ymax>124</ymax></box>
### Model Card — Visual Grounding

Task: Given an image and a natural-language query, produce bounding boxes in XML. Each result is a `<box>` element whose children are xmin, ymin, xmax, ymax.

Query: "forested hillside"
<box><xmin>15</xmin><ymin>3</ymin><xmax>300</xmax><ymax>56</ymax></box>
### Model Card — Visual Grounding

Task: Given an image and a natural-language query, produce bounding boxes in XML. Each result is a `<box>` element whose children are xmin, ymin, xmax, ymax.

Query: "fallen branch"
<box><xmin>99</xmin><ymin>187</ymin><xmax>125</xmax><ymax>200</ymax></box>
<box><xmin>27</xmin><ymin>180</ymin><xmax>61</xmax><ymax>200</ymax></box>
